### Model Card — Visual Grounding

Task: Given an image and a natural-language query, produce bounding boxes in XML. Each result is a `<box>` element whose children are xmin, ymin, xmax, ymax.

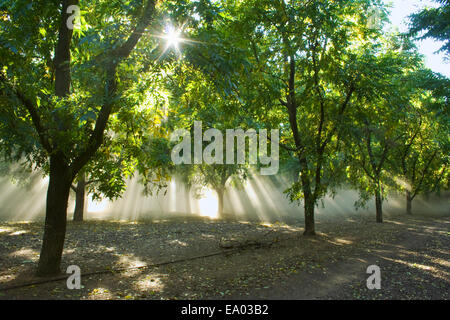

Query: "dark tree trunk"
<box><xmin>36</xmin><ymin>0</ymin><xmax>76</xmax><ymax>277</ymax></box>
<box><xmin>303</xmin><ymin>196</ymin><xmax>316</xmax><ymax>235</ymax></box>
<box><xmin>375</xmin><ymin>188</ymin><xmax>383</xmax><ymax>223</ymax></box>
<box><xmin>299</xmin><ymin>163</ymin><xmax>316</xmax><ymax>236</ymax></box>
<box><xmin>37</xmin><ymin>155</ymin><xmax>72</xmax><ymax>276</ymax></box>
<box><xmin>217</xmin><ymin>189</ymin><xmax>224</xmax><ymax>219</ymax></box>
<box><xmin>73</xmin><ymin>173</ymin><xmax>86</xmax><ymax>222</ymax></box>
<box><xmin>406</xmin><ymin>190</ymin><xmax>412</xmax><ymax>215</ymax></box>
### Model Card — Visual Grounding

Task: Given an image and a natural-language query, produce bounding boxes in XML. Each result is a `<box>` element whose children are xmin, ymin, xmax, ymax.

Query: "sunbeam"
<box><xmin>198</xmin><ymin>189</ymin><xmax>219</xmax><ymax>219</ymax></box>
<box><xmin>88</xmin><ymin>197</ymin><xmax>109</xmax><ymax>214</ymax></box>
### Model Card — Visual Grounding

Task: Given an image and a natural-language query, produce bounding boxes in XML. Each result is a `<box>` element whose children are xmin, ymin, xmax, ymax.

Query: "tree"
<box><xmin>70</xmin><ymin>148</ymin><xmax>131</xmax><ymax>222</ymax></box>
<box><xmin>398</xmin><ymin>127</ymin><xmax>448</xmax><ymax>215</ymax></box>
<box><xmin>218</xmin><ymin>0</ymin><xmax>386</xmax><ymax>234</ymax></box>
<box><xmin>345</xmin><ymin>111</ymin><xmax>400</xmax><ymax>223</ymax></box>
<box><xmin>0</xmin><ymin>0</ymin><xmax>160</xmax><ymax>276</ymax></box>
<box><xmin>192</xmin><ymin>164</ymin><xmax>247</xmax><ymax>218</ymax></box>
<box><xmin>392</xmin><ymin>69</ymin><xmax>449</xmax><ymax>214</ymax></box>
<box><xmin>164</xmin><ymin>62</ymin><xmax>251</xmax><ymax>219</ymax></box>
<box><xmin>342</xmin><ymin>35</ymin><xmax>425</xmax><ymax>223</ymax></box>
<box><xmin>408</xmin><ymin>0</ymin><xmax>450</xmax><ymax>56</ymax></box>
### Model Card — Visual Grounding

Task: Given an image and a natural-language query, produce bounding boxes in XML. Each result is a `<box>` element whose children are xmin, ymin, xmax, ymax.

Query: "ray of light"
<box><xmin>198</xmin><ymin>189</ymin><xmax>219</xmax><ymax>219</ymax></box>
<box><xmin>88</xmin><ymin>197</ymin><xmax>109</xmax><ymax>214</ymax></box>
<box><xmin>169</xmin><ymin>179</ymin><xmax>176</xmax><ymax>212</ymax></box>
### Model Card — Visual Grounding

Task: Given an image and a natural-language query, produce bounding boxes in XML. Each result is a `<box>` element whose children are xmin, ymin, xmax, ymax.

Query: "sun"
<box><xmin>164</xmin><ymin>25</ymin><xmax>182</xmax><ymax>49</ymax></box>
<box><xmin>156</xmin><ymin>22</ymin><xmax>206</xmax><ymax>60</ymax></box>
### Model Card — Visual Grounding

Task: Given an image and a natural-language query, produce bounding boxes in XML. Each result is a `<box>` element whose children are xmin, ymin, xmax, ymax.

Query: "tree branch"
<box><xmin>69</xmin><ymin>0</ymin><xmax>156</xmax><ymax>178</ymax></box>
<box><xmin>13</xmin><ymin>89</ymin><xmax>53</xmax><ymax>153</ymax></box>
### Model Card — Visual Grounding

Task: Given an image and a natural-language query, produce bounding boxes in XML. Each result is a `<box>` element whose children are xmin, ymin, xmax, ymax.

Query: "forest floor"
<box><xmin>0</xmin><ymin>212</ymin><xmax>448</xmax><ymax>300</ymax></box>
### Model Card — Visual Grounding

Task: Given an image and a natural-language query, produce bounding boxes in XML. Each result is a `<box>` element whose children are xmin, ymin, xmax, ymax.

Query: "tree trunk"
<box><xmin>37</xmin><ymin>155</ymin><xmax>72</xmax><ymax>276</ymax></box>
<box><xmin>303</xmin><ymin>196</ymin><xmax>316</xmax><ymax>235</ymax></box>
<box><xmin>35</xmin><ymin>0</ymin><xmax>156</xmax><ymax>277</ymax></box>
<box><xmin>73</xmin><ymin>173</ymin><xmax>86</xmax><ymax>222</ymax></box>
<box><xmin>375</xmin><ymin>188</ymin><xmax>383</xmax><ymax>223</ymax></box>
<box><xmin>299</xmin><ymin>163</ymin><xmax>316</xmax><ymax>236</ymax></box>
<box><xmin>406</xmin><ymin>190</ymin><xmax>412</xmax><ymax>215</ymax></box>
<box><xmin>217</xmin><ymin>189</ymin><xmax>224</xmax><ymax>219</ymax></box>
<box><xmin>35</xmin><ymin>0</ymin><xmax>77</xmax><ymax>277</ymax></box>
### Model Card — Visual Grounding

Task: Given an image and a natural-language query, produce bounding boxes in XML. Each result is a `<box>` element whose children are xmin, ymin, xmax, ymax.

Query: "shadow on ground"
<box><xmin>0</xmin><ymin>212</ymin><xmax>448</xmax><ymax>300</ymax></box>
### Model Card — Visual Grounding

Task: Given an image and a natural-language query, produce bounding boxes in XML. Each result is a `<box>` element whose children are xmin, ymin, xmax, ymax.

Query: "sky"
<box><xmin>385</xmin><ymin>0</ymin><xmax>449</xmax><ymax>77</ymax></box>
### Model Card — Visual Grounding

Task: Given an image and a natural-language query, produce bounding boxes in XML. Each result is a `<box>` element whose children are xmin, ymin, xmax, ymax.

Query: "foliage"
<box><xmin>408</xmin><ymin>0</ymin><xmax>450</xmax><ymax>56</ymax></box>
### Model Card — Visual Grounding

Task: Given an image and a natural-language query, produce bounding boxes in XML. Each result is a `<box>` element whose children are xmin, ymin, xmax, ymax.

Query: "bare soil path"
<box><xmin>229</xmin><ymin>216</ymin><xmax>449</xmax><ymax>299</ymax></box>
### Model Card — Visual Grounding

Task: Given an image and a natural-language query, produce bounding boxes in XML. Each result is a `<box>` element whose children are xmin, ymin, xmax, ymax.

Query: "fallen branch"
<box><xmin>219</xmin><ymin>230</ymin><xmax>279</xmax><ymax>250</ymax></box>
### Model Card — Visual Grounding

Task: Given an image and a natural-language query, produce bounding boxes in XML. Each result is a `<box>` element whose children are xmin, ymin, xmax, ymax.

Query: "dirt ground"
<box><xmin>0</xmin><ymin>212</ymin><xmax>448</xmax><ymax>300</ymax></box>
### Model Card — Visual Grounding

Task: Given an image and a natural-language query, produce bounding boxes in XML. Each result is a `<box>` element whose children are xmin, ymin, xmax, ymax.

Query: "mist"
<box><xmin>0</xmin><ymin>172</ymin><xmax>448</xmax><ymax>222</ymax></box>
